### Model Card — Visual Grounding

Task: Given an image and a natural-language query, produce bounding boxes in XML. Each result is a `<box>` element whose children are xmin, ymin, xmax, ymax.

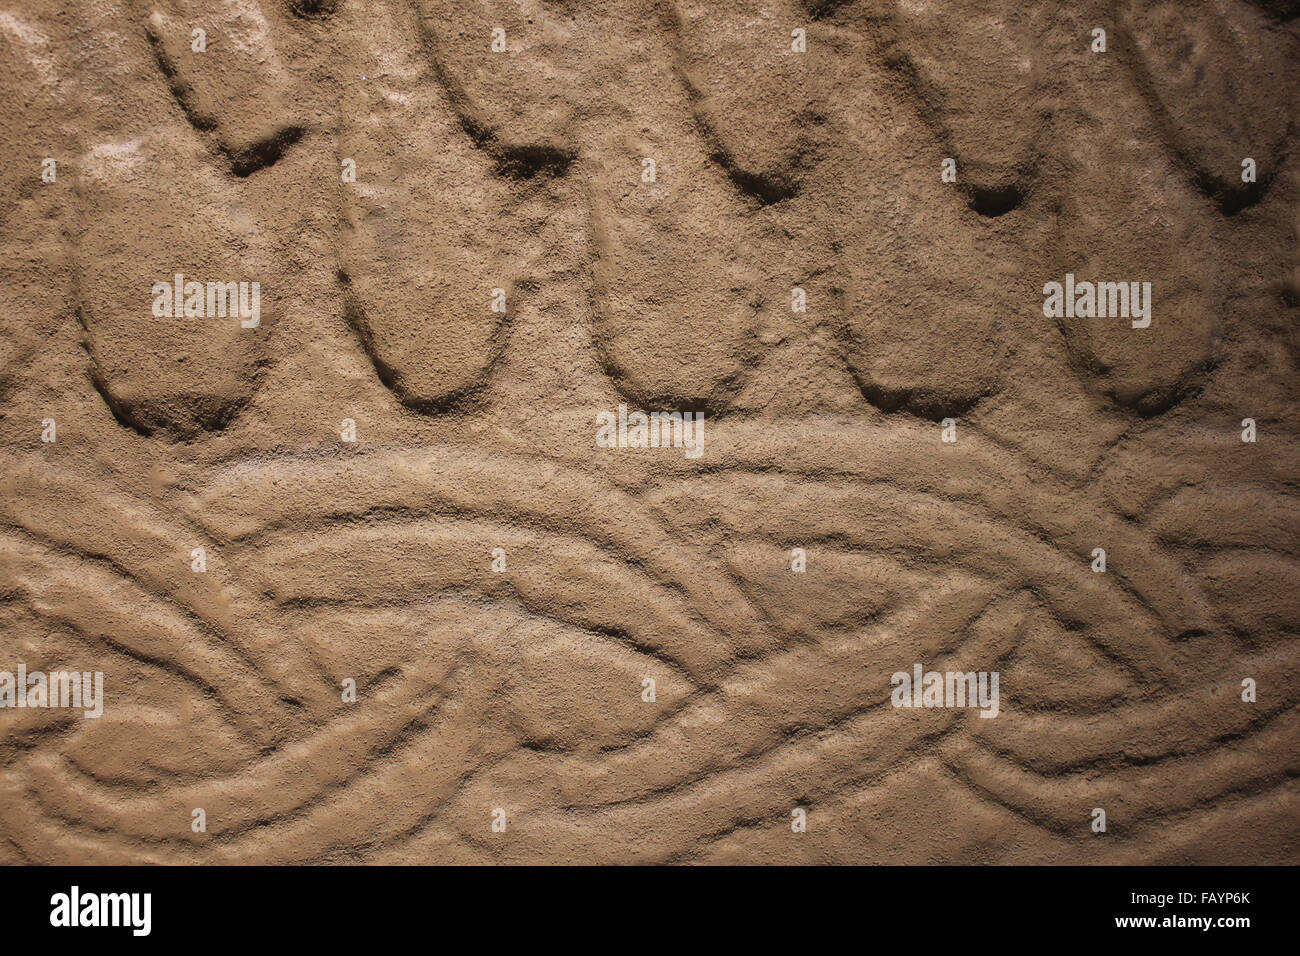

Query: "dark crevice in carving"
<box><xmin>341</xmin><ymin>296</ymin><xmax>505</xmax><ymax>416</ymax></box>
<box><xmin>854</xmin><ymin>378</ymin><xmax>989</xmax><ymax>422</ymax></box>
<box><xmin>966</xmin><ymin>182</ymin><xmax>1025</xmax><ymax>218</ymax></box>
<box><xmin>87</xmin><ymin>366</ymin><xmax>250</xmax><ymax>441</ymax></box>
<box><xmin>879</xmin><ymin>36</ymin><xmax>1042</xmax><ymax>218</ymax></box>
<box><xmin>146</xmin><ymin>26</ymin><xmax>218</xmax><ymax>131</ymax></box>
<box><xmin>707</xmin><ymin>150</ymin><xmax>799</xmax><ymax>206</ymax></box>
<box><xmin>1123</xmin><ymin>366</ymin><xmax>1213</xmax><ymax>419</ymax></box>
<box><xmin>591</xmin><ymin>346</ymin><xmax>748</xmax><ymax>420</ymax></box>
<box><xmin>411</xmin><ymin>6</ymin><xmax>573</xmax><ymax>181</ymax></box>
<box><xmin>657</xmin><ymin>0</ymin><xmax>810</xmax><ymax>205</ymax></box>
<box><xmin>802</xmin><ymin>0</ymin><xmax>854</xmax><ymax>21</ymax></box>
<box><xmin>145</xmin><ymin>22</ymin><xmax>304</xmax><ymax>177</ymax></box>
<box><xmin>601</xmin><ymin>376</ymin><xmax>744</xmax><ymax>422</ymax></box>
<box><xmin>1114</xmin><ymin>16</ymin><xmax>1284</xmax><ymax>216</ymax></box>
<box><xmin>586</xmin><ymin>309</ymin><xmax>762</xmax><ymax>419</ymax></box>
<box><xmin>88</xmin><ymin>364</ymin><xmax>154</xmax><ymax>438</ymax></box>
<box><xmin>1055</xmin><ymin>328</ymin><xmax>1215</xmax><ymax>421</ymax></box>
<box><xmin>223</xmin><ymin>126</ymin><xmax>305</xmax><ymax>178</ymax></box>
<box><xmin>831</xmin><ymin>293</ymin><xmax>995</xmax><ymax>421</ymax></box>
<box><xmin>77</xmin><ymin>312</ymin><xmax>256</xmax><ymax>441</ymax></box>
<box><xmin>1249</xmin><ymin>0</ymin><xmax>1300</xmax><ymax>20</ymax></box>
<box><xmin>1197</xmin><ymin>167</ymin><xmax>1273</xmax><ymax>217</ymax></box>
<box><xmin>286</xmin><ymin>0</ymin><xmax>337</xmax><ymax>19</ymax></box>
<box><xmin>1280</xmin><ymin>277</ymin><xmax>1300</xmax><ymax>308</ymax></box>
<box><xmin>492</xmin><ymin>142</ymin><xmax>575</xmax><ymax>180</ymax></box>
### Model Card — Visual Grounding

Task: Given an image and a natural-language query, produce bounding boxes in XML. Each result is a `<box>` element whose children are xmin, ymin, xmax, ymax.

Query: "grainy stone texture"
<box><xmin>0</xmin><ymin>0</ymin><xmax>1297</xmax><ymax>864</ymax></box>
